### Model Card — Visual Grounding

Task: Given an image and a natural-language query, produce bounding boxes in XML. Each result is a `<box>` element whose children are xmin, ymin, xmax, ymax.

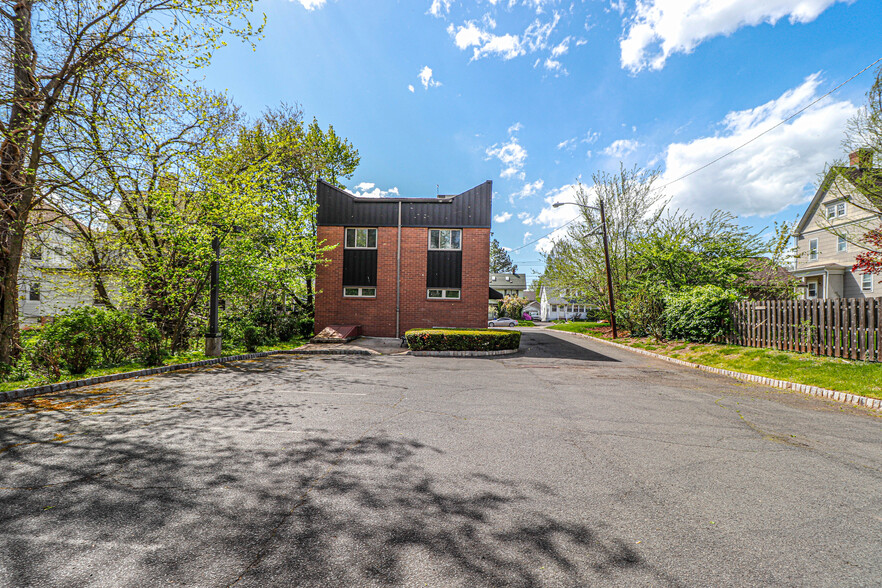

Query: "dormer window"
<box><xmin>826</xmin><ymin>202</ymin><xmax>846</xmax><ymax>219</ymax></box>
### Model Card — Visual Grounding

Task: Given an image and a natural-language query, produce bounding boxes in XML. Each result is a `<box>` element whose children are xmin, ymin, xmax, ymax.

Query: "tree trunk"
<box><xmin>0</xmin><ymin>223</ymin><xmax>24</xmax><ymax>363</ymax></box>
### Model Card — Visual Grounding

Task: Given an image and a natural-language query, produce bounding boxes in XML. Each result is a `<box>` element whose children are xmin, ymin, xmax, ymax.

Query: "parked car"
<box><xmin>488</xmin><ymin>317</ymin><xmax>518</xmax><ymax>327</ymax></box>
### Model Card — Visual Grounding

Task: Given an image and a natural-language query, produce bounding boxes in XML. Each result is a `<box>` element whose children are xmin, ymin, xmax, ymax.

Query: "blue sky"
<box><xmin>203</xmin><ymin>0</ymin><xmax>882</xmax><ymax>283</ymax></box>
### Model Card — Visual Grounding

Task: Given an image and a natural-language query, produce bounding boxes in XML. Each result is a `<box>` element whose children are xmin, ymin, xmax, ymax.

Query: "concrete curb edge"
<box><xmin>410</xmin><ymin>348</ymin><xmax>520</xmax><ymax>357</ymax></box>
<box><xmin>566</xmin><ymin>331</ymin><xmax>881</xmax><ymax>412</ymax></box>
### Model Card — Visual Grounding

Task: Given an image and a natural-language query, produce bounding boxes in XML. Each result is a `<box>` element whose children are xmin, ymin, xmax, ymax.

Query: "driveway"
<box><xmin>1</xmin><ymin>329</ymin><xmax>880</xmax><ymax>587</ymax></box>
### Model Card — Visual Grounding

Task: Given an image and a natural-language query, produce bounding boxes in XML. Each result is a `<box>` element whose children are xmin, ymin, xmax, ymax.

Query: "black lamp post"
<box><xmin>552</xmin><ymin>200</ymin><xmax>618</xmax><ymax>339</ymax></box>
<box><xmin>205</xmin><ymin>232</ymin><xmax>222</xmax><ymax>356</ymax></box>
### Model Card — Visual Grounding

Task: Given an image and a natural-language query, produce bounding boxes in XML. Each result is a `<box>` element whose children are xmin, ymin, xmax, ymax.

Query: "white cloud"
<box><xmin>351</xmin><ymin>182</ymin><xmax>401</xmax><ymax>198</ymax></box>
<box><xmin>543</xmin><ymin>58</ymin><xmax>567</xmax><ymax>75</ymax></box>
<box><xmin>295</xmin><ymin>0</ymin><xmax>327</xmax><ymax>9</ymax></box>
<box><xmin>408</xmin><ymin>84</ymin><xmax>415</xmax><ymax>93</ymax></box>
<box><xmin>446</xmin><ymin>12</ymin><xmax>561</xmax><ymax>62</ymax></box>
<box><xmin>660</xmin><ymin>73</ymin><xmax>857</xmax><ymax>217</ymax></box>
<box><xmin>512</xmin><ymin>179</ymin><xmax>544</xmax><ymax>199</ymax></box>
<box><xmin>602</xmin><ymin>138</ymin><xmax>642</xmax><ymax>158</ymax></box>
<box><xmin>518</xmin><ymin>211</ymin><xmax>534</xmax><ymax>222</ymax></box>
<box><xmin>428</xmin><ymin>0</ymin><xmax>452</xmax><ymax>18</ymax></box>
<box><xmin>523</xmin><ymin>231</ymin><xmax>533</xmax><ymax>243</ymax></box>
<box><xmin>609</xmin><ymin>0</ymin><xmax>626</xmax><ymax>15</ymax></box>
<box><xmin>494</xmin><ymin>212</ymin><xmax>513</xmax><ymax>223</ymax></box>
<box><xmin>486</xmin><ymin>124</ymin><xmax>528</xmax><ymax>180</ymax></box>
<box><xmin>418</xmin><ymin>66</ymin><xmax>442</xmax><ymax>89</ymax></box>
<box><xmin>550</xmin><ymin>36</ymin><xmax>571</xmax><ymax>57</ymax></box>
<box><xmin>621</xmin><ymin>0</ymin><xmax>847</xmax><ymax>72</ymax></box>
<box><xmin>557</xmin><ymin>138</ymin><xmax>577</xmax><ymax>151</ymax></box>
<box><xmin>535</xmin><ymin>227</ymin><xmax>570</xmax><ymax>254</ymax></box>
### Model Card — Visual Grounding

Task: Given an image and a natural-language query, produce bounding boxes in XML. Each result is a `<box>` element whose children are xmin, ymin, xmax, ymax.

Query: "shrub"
<box><xmin>621</xmin><ymin>282</ymin><xmax>668</xmax><ymax>339</ymax></box>
<box><xmin>298</xmin><ymin>316</ymin><xmax>315</xmax><ymax>340</ymax></box>
<box><xmin>405</xmin><ymin>328</ymin><xmax>521</xmax><ymax>352</ymax></box>
<box><xmin>138</xmin><ymin>324</ymin><xmax>166</xmax><ymax>366</ymax></box>
<box><xmin>94</xmin><ymin>309</ymin><xmax>139</xmax><ymax>365</ymax></box>
<box><xmin>39</xmin><ymin>308</ymin><xmax>100</xmax><ymax>374</ymax></box>
<box><xmin>276</xmin><ymin>313</ymin><xmax>300</xmax><ymax>342</ymax></box>
<box><xmin>24</xmin><ymin>337</ymin><xmax>61</xmax><ymax>380</ymax></box>
<box><xmin>498</xmin><ymin>295</ymin><xmax>527</xmax><ymax>319</ymax></box>
<box><xmin>663</xmin><ymin>285</ymin><xmax>740</xmax><ymax>343</ymax></box>
<box><xmin>243</xmin><ymin>325</ymin><xmax>263</xmax><ymax>352</ymax></box>
<box><xmin>518</xmin><ymin>320</ymin><xmax>535</xmax><ymax>326</ymax></box>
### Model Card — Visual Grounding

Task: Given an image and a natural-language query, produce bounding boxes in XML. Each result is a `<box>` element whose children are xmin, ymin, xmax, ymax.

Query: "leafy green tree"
<box><xmin>490</xmin><ymin>233</ymin><xmax>517</xmax><ymax>273</ymax></box>
<box><xmin>217</xmin><ymin>106</ymin><xmax>359</xmax><ymax>315</ymax></box>
<box><xmin>542</xmin><ymin>165</ymin><xmax>665</xmax><ymax>319</ymax></box>
<box><xmin>0</xmin><ymin>0</ymin><xmax>261</xmax><ymax>363</ymax></box>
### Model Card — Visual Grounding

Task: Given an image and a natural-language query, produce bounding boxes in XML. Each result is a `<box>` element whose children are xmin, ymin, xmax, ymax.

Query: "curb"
<box><xmin>0</xmin><ymin>349</ymin><xmax>319</xmax><ymax>404</ymax></box>
<box><xmin>410</xmin><ymin>348</ymin><xmax>519</xmax><ymax>357</ymax></box>
<box><xmin>565</xmin><ymin>331</ymin><xmax>882</xmax><ymax>411</ymax></box>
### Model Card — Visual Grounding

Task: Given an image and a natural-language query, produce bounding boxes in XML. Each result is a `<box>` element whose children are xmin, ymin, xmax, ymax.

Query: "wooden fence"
<box><xmin>726</xmin><ymin>299</ymin><xmax>881</xmax><ymax>361</ymax></box>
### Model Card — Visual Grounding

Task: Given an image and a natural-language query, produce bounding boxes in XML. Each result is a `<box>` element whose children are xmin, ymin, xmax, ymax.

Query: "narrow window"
<box><xmin>838</xmin><ymin>236</ymin><xmax>847</xmax><ymax>252</ymax></box>
<box><xmin>807</xmin><ymin>282</ymin><xmax>817</xmax><ymax>299</ymax></box>
<box><xmin>427</xmin><ymin>288</ymin><xmax>460</xmax><ymax>299</ymax></box>
<box><xmin>30</xmin><ymin>244</ymin><xmax>42</xmax><ymax>260</ymax></box>
<box><xmin>343</xmin><ymin>287</ymin><xmax>376</xmax><ymax>298</ymax></box>
<box><xmin>809</xmin><ymin>238</ymin><xmax>818</xmax><ymax>261</ymax></box>
<box><xmin>862</xmin><ymin>273</ymin><xmax>873</xmax><ymax>293</ymax></box>
<box><xmin>428</xmin><ymin>229</ymin><xmax>462</xmax><ymax>250</ymax></box>
<box><xmin>826</xmin><ymin>204</ymin><xmax>836</xmax><ymax>219</ymax></box>
<box><xmin>837</xmin><ymin>202</ymin><xmax>846</xmax><ymax>217</ymax></box>
<box><xmin>345</xmin><ymin>228</ymin><xmax>377</xmax><ymax>249</ymax></box>
<box><xmin>29</xmin><ymin>282</ymin><xmax>40</xmax><ymax>302</ymax></box>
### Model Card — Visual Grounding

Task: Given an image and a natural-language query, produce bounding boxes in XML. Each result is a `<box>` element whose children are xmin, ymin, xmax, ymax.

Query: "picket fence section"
<box><xmin>726</xmin><ymin>299</ymin><xmax>881</xmax><ymax>362</ymax></box>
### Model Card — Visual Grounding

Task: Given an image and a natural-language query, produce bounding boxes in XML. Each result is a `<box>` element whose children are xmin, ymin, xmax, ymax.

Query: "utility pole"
<box><xmin>552</xmin><ymin>200</ymin><xmax>618</xmax><ymax>339</ymax></box>
<box><xmin>598</xmin><ymin>199</ymin><xmax>617</xmax><ymax>339</ymax></box>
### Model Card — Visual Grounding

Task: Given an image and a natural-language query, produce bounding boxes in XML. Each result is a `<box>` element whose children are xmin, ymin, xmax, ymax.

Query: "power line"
<box><xmin>509</xmin><ymin>56</ymin><xmax>882</xmax><ymax>255</ymax></box>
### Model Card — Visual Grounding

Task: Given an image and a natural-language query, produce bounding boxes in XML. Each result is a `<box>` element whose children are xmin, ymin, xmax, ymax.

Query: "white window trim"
<box><xmin>826</xmin><ymin>204</ymin><xmax>836</xmax><ymax>219</ymax></box>
<box><xmin>861</xmin><ymin>273</ymin><xmax>874</xmax><ymax>293</ymax></box>
<box><xmin>427</xmin><ymin>288</ymin><xmax>461</xmax><ymax>300</ymax></box>
<box><xmin>343</xmin><ymin>287</ymin><xmax>376</xmax><ymax>298</ymax></box>
<box><xmin>807</xmin><ymin>282</ymin><xmax>817</xmax><ymax>299</ymax></box>
<box><xmin>344</xmin><ymin>228</ymin><xmax>378</xmax><ymax>250</ymax></box>
<box><xmin>837</xmin><ymin>202</ymin><xmax>847</xmax><ymax>217</ymax></box>
<box><xmin>428</xmin><ymin>228</ymin><xmax>462</xmax><ymax>251</ymax></box>
<box><xmin>838</xmin><ymin>236</ymin><xmax>847</xmax><ymax>252</ymax></box>
<box><xmin>809</xmin><ymin>238</ymin><xmax>818</xmax><ymax>261</ymax></box>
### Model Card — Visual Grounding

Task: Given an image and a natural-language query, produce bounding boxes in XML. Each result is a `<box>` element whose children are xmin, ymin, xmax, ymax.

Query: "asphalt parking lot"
<box><xmin>1</xmin><ymin>329</ymin><xmax>880</xmax><ymax>587</ymax></box>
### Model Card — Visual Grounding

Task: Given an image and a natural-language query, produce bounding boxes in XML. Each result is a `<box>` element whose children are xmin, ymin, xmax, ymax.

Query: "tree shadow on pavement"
<box><xmin>0</xmin><ymin>358</ymin><xmax>680</xmax><ymax>587</ymax></box>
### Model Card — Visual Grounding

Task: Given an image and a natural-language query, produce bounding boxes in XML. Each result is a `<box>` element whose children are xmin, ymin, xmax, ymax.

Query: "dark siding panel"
<box><xmin>317</xmin><ymin>180</ymin><xmax>492</xmax><ymax>228</ymax></box>
<box><xmin>426</xmin><ymin>251</ymin><xmax>462</xmax><ymax>288</ymax></box>
<box><xmin>343</xmin><ymin>250</ymin><xmax>378</xmax><ymax>286</ymax></box>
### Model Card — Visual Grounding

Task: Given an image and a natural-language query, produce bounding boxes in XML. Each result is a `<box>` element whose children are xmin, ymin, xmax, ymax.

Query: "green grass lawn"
<box><xmin>548</xmin><ymin>323</ymin><xmax>882</xmax><ymax>400</ymax></box>
<box><xmin>0</xmin><ymin>339</ymin><xmax>306</xmax><ymax>394</ymax></box>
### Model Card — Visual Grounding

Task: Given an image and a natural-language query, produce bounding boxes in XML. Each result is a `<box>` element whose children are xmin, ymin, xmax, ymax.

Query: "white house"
<box><xmin>539</xmin><ymin>286</ymin><xmax>591</xmax><ymax>322</ymax></box>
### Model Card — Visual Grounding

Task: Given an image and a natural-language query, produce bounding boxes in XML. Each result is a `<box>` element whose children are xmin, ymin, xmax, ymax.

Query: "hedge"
<box><xmin>405</xmin><ymin>328</ymin><xmax>521</xmax><ymax>352</ymax></box>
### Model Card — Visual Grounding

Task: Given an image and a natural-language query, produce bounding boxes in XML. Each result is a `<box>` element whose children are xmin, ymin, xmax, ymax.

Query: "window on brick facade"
<box><xmin>427</xmin><ymin>288</ymin><xmax>460</xmax><ymax>300</ymax></box>
<box><xmin>344</xmin><ymin>287</ymin><xmax>376</xmax><ymax>297</ymax></box>
<box><xmin>428</xmin><ymin>229</ymin><xmax>461</xmax><ymax>250</ymax></box>
<box><xmin>345</xmin><ymin>228</ymin><xmax>377</xmax><ymax>249</ymax></box>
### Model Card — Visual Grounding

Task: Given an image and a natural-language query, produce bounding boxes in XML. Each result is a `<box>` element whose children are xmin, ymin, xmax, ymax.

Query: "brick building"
<box><xmin>315</xmin><ymin>180</ymin><xmax>492</xmax><ymax>338</ymax></box>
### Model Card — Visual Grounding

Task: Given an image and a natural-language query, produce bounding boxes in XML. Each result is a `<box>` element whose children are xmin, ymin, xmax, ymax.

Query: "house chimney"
<box><xmin>849</xmin><ymin>148</ymin><xmax>874</xmax><ymax>169</ymax></box>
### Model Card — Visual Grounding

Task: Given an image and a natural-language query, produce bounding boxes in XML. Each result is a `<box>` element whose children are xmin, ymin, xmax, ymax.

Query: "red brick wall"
<box><xmin>314</xmin><ymin>226</ymin><xmax>490</xmax><ymax>338</ymax></box>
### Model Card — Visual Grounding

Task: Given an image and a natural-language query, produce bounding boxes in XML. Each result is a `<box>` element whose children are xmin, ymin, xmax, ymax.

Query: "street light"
<box><xmin>552</xmin><ymin>200</ymin><xmax>618</xmax><ymax>339</ymax></box>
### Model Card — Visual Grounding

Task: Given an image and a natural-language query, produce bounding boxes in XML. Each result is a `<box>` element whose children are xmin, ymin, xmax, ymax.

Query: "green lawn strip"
<box><xmin>547</xmin><ymin>322</ymin><xmax>608</xmax><ymax>335</ymax></box>
<box><xmin>550</xmin><ymin>325</ymin><xmax>882</xmax><ymax>400</ymax></box>
<box><xmin>0</xmin><ymin>339</ymin><xmax>306</xmax><ymax>393</ymax></box>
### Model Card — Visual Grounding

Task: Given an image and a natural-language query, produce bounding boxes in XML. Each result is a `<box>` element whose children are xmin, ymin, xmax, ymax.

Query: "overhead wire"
<box><xmin>507</xmin><ymin>56</ymin><xmax>882</xmax><ymax>255</ymax></box>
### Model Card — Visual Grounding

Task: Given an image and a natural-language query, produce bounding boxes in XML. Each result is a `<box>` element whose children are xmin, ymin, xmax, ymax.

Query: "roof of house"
<box><xmin>489</xmin><ymin>273</ymin><xmax>526</xmax><ymax>289</ymax></box>
<box><xmin>795</xmin><ymin>165</ymin><xmax>882</xmax><ymax>234</ymax></box>
<box><xmin>317</xmin><ymin>179</ymin><xmax>492</xmax><ymax>228</ymax></box>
